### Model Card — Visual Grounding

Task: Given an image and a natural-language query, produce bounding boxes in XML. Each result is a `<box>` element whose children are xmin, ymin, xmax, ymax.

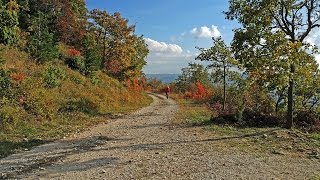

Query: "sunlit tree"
<box><xmin>226</xmin><ymin>0</ymin><xmax>320</xmax><ymax>128</ymax></box>
<box><xmin>196</xmin><ymin>37</ymin><xmax>236</xmax><ymax>110</ymax></box>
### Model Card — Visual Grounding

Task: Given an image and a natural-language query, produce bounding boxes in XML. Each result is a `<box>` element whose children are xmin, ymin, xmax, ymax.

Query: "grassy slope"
<box><xmin>173</xmin><ymin>94</ymin><xmax>320</xmax><ymax>159</ymax></box>
<box><xmin>0</xmin><ymin>46</ymin><xmax>152</xmax><ymax>158</ymax></box>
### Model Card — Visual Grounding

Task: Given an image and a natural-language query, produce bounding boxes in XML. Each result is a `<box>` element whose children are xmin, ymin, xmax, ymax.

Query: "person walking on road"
<box><xmin>165</xmin><ymin>86</ymin><xmax>170</xmax><ymax>99</ymax></box>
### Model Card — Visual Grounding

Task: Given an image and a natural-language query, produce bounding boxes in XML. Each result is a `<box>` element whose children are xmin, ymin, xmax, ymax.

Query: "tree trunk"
<box><xmin>275</xmin><ymin>97</ymin><xmax>281</xmax><ymax>113</ymax></box>
<box><xmin>101</xmin><ymin>36</ymin><xmax>107</xmax><ymax>69</ymax></box>
<box><xmin>223</xmin><ymin>63</ymin><xmax>226</xmax><ymax>111</ymax></box>
<box><xmin>286</xmin><ymin>64</ymin><xmax>295</xmax><ymax>129</ymax></box>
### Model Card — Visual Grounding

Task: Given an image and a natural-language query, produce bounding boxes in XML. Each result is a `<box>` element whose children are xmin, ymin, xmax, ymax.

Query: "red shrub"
<box><xmin>192</xmin><ymin>81</ymin><xmax>207</xmax><ymax>100</ymax></box>
<box><xmin>183</xmin><ymin>81</ymin><xmax>211</xmax><ymax>101</ymax></box>
<box><xmin>67</xmin><ymin>48</ymin><xmax>81</xmax><ymax>57</ymax></box>
<box><xmin>10</xmin><ymin>72</ymin><xmax>26</xmax><ymax>82</ymax></box>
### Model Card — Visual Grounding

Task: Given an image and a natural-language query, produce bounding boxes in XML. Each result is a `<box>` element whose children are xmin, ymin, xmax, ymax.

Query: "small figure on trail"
<box><xmin>165</xmin><ymin>86</ymin><xmax>170</xmax><ymax>99</ymax></box>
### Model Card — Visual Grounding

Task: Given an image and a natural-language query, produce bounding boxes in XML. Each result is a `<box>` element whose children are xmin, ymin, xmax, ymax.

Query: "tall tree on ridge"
<box><xmin>196</xmin><ymin>37</ymin><xmax>235</xmax><ymax>110</ymax></box>
<box><xmin>226</xmin><ymin>0</ymin><xmax>320</xmax><ymax>128</ymax></box>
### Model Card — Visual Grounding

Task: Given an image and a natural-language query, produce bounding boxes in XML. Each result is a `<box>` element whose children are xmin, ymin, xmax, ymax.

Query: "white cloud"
<box><xmin>144</xmin><ymin>54</ymin><xmax>198</xmax><ymax>74</ymax></box>
<box><xmin>316</xmin><ymin>54</ymin><xmax>320</xmax><ymax>65</ymax></box>
<box><xmin>190</xmin><ymin>25</ymin><xmax>221</xmax><ymax>39</ymax></box>
<box><xmin>143</xmin><ymin>38</ymin><xmax>196</xmax><ymax>73</ymax></box>
<box><xmin>305</xmin><ymin>28</ymin><xmax>320</xmax><ymax>65</ymax></box>
<box><xmin>181</xmin><ymin>32</ymin><xmax>187</xmax><ymax>36</ymax></box>
<box><xmin>144</xmin><ymin>38</ymin><xmax>183</xmax><ymax>55</ymax></box>
<box><xmin>306</xmin><ymin>28</ymin><xmax>320</xmax><ymax>46</ymax></box>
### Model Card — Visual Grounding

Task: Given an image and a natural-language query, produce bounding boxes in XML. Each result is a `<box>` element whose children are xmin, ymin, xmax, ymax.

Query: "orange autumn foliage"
<box><xmin>184</xmin><ymin>81</ymin><xmax>212</xmax><ymax>101</ymax></box>
<box><xmin>67</xmin><ymin>48</ymin><xmax>81</xmax><ymax>57</ymax></box>
<box><xmin>10</xmin><ymin>72</ymin><xmax>26</xmax><ymax>82</ymax></box>
<box><xmin>126</xmin><ymin>78</ymin><xmax>143</xmax><ymax>92</ymax></box>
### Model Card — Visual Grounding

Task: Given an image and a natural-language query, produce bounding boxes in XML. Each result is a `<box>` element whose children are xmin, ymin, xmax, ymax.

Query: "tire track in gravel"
<box><xmin>1</xmin><ymin>93</ymin><xmax>319</xmax><ymax>179</ymax></box>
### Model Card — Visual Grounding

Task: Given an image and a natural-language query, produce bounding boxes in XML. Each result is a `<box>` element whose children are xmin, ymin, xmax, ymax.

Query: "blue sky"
<box><xmin>86</xmin><ymin>0</ymin><xmax>239</xmax><ymax>74</ymax></box>
<box><xmin>86</xmin><ymin>0</ymin><xmax>320</xmax><ymax>74</ymax></box>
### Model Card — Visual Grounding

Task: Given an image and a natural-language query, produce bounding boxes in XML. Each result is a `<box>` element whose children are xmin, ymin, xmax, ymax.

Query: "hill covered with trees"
<box><xmin>0</xmin><ymin>0</ymin><xmax>151</xmax><ymax>157</ymax></box>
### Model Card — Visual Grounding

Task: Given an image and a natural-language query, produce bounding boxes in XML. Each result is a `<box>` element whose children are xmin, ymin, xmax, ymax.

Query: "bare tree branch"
<box><xmin>279</xmin><ymin>0</ymin><xmax>293</xmax><ymax>37</ymax></box>
<box><xmin>299</xmin><ymin>0</ymin><xmax>317</xmax><ymax>42</ymax></box>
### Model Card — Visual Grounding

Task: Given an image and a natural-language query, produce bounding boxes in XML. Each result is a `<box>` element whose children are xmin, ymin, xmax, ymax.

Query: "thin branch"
<box><xmin>270</xmin><ymin>10</ymin><xmax>289</xmax><ymax>35</ymax></box>
<box><xmin>280</xmin><ymin>0</ymin><xmax>294</xmax><ymax>38</ymax></box>
<box><xmin>299</xmin><ymin>0</ymin><xmax>317</xmax><ymax>42</ymax></box>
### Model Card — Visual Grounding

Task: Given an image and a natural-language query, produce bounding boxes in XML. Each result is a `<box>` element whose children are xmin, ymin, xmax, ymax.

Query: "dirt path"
<box><xmin>1</xmin><ymin>94</ymin><xmax>319</xmax><ymax>179</ymax></box>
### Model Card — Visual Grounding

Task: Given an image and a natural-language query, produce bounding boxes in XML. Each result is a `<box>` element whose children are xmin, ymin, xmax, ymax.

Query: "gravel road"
<box><xmin>0</xmin><ymin>93</ymin><xmax>319</xmax><ymax>179</ymax></box>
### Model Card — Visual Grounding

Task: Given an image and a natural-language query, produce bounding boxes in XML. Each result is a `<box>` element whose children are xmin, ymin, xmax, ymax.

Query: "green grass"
<box><xmin>174</xmin><ymin>97</ymin><xmax>212</xmax><ymax>125</ymax></box>
<box><xmin>174</xmin><ymin>95</ymin><xmax>320</xmax><ymax>157</ymax></box>
<box><xmin>311</xmin><ymin>175</ymin><xmax>320</xmax><ymax>180</ymax></box>
<box><xmin>310</xmin><ymin>133</ymin><xmax>320</xmax><ymax>146</ymax></box>
<box><xmin>0</xmin><ymin>94</ymin><xmax>152</xmax><ymax>158</ymax></box>
<box><xmin>310</xmin><ymin>133</ymin><xmax>320</xmax><ymax>140</ymax></box>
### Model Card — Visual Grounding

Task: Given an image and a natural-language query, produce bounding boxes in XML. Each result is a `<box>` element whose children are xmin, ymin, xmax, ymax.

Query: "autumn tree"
<box><xmin>295</xmin><ymin>64</ymin><xmax>320</xmax><ymax>112</ymax></box>
<box><xmin>191</xmin><ymin>81</ymin><xmax>210</xmax><ymax>101</ymax></box>
<box><xmin>226</xmin><ymin>0</ymin><xmax>320</xmax><ymax>128</ymax></box>
<box><xmin>89</xmin><ymin>10</ymin><xmax>147</xmax><ymax>80</ymax></box>
<box><xmin>54</xmin><ymin>0</ymin><xmax>87</xmax><ymax>47</ymax></box>
<box><xmin>18</xmin><ymin>0</ymin><xmax>87</xmax><ymax>48</ymax></box>
<box><xmin>128</xmin><ymin>35</ymin><xmax>148</xmax><ymax>79</ymax></box>
<box><xmin>196</xmin><ymin>37</ymin><xmax>235</xmax><ymax>110</ymax></box>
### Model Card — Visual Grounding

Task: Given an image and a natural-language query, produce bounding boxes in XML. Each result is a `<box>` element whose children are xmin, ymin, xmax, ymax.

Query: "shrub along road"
<box><xmin>0</xmin><ymin>94</ymin><xmax>319</xmax><ymax>179</ymax></box>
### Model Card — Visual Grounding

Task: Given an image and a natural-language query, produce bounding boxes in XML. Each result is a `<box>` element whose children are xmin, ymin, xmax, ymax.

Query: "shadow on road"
<box><xmin>0</xmin><ymin>139</ymin><xmax>50</xmax><ymax>159</ymax></box>
<box><xmin>1</xmin><ymin>124</ymin><xmax>281</xmax><ymax>179</ymax></box>
<box><xmin>89</xmin><ymin>128</ymin><xmax>281</xmax><ymax>153</ymax></box>
<box><xmin>0</xmin><ymin>136</ymin><xmax>128</xmax><ymax>179</ymax></box>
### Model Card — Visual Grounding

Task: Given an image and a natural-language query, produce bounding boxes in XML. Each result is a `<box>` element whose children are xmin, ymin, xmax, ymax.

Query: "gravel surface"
<box><xmin>0</xmin><ymin>93</ymin><xmax>319</xmax><ymax>179</ymax></box>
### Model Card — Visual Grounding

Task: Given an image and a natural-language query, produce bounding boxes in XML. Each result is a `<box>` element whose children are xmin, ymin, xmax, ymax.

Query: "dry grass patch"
<box><xmin>0</xmin><ymin>46</ymin><xmax>152</xmax><ymax>158</ymax></box>
<box><xmin>174</xmin><ymin>94</ymin><xmax>320</xmax><ymax>158</ymax></box>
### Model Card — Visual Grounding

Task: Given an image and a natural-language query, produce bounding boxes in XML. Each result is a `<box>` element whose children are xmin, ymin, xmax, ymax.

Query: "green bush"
<box><xmin>43</xmin><ymin>65</ymin><xmax>66</xmax><ymax>88</ymax></box>
<box><xmin>0</xmin><ymin>69</ymin><xmax>11</xmax><ymax>97</ymax></box>
<box><xmin>21</xmin><ymin>97</ymin><xmax>46</xmax><ymax>119</ymax></box>
<box><xmin>0</xmin><ymin>106</ymin><xmax>22</xmax><ymax>130</ymax></box>
<box><xmin>90</xmin><ymin>73</ymin><xmax>101</xmax><ymax>85</ymax></box>
<box><xmin>0</xmin><ymin>111</ymin><xmax>14</xmax><ymax>128</ymax></box>
<box><xmin>59</xmin><ymin>98</ymin><xmax>99</xmax><ymax>115</ymax></box>
<box><xmin>69</xmin><ymin>75</ymin><xmax>83</xmax><ymax>84</ymax></box>
<box><xmin>65</xmin><ymin>56</ymin><xmax>86</xmax><ymax>73</ymax></box>
<box><xmin>0</xmin><ymin>1</ymin><xmax>20</xmax><ymax>45</ymax></box>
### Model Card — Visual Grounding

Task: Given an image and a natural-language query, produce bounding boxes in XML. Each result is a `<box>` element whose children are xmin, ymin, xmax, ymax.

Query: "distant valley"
<box><xmin>146</xmin><ymin>74</ymin><xmax>180</xmax><ymax>84</ymax></box>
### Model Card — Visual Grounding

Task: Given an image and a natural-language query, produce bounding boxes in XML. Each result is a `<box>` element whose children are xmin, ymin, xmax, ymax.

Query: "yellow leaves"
<box><xmin>7</xmin><ymin>0</ymin><xmax>19</xmax><ymax>12</ymax></box>
<box><xmin>288</xmin><ymin>41</ymin><xmax>303</xmax><ymax>49</ymax></box>
<box><xmin>90</xmin><ymin>10</ymin><xmax>146</xmax><ymax>80</ymax></box>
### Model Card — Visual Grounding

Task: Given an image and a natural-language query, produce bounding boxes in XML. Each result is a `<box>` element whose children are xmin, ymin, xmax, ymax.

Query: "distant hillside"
<box><xmin>146</xmin><ymin>74</ymin><xmax>180</xmax><ymax>84</ymax></box>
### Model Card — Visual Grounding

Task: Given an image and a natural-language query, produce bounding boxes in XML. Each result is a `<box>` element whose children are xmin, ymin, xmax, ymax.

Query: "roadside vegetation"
<box><xmin>0</xmin><ymin>0</ymin><xmax>151</xmax><ymax>158</ymax></box>
<box><xmin>169</xmin><ymin>0</ymin><xmax>320</xmax><ymax>136</ymax></box>
<box><xmin>173</xmin><ymin>94</ymin><xmax>320</xmax><ymax>159</ymax></box>
<box><xmin>158</xmin><ymin>0</ymin><xmax>320</xmax><ymax>160</ymax></box>
<box><xmin>1</xmin><ymin>0</ymin><xmax>319</xmax><ymax>163</ymax></box>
